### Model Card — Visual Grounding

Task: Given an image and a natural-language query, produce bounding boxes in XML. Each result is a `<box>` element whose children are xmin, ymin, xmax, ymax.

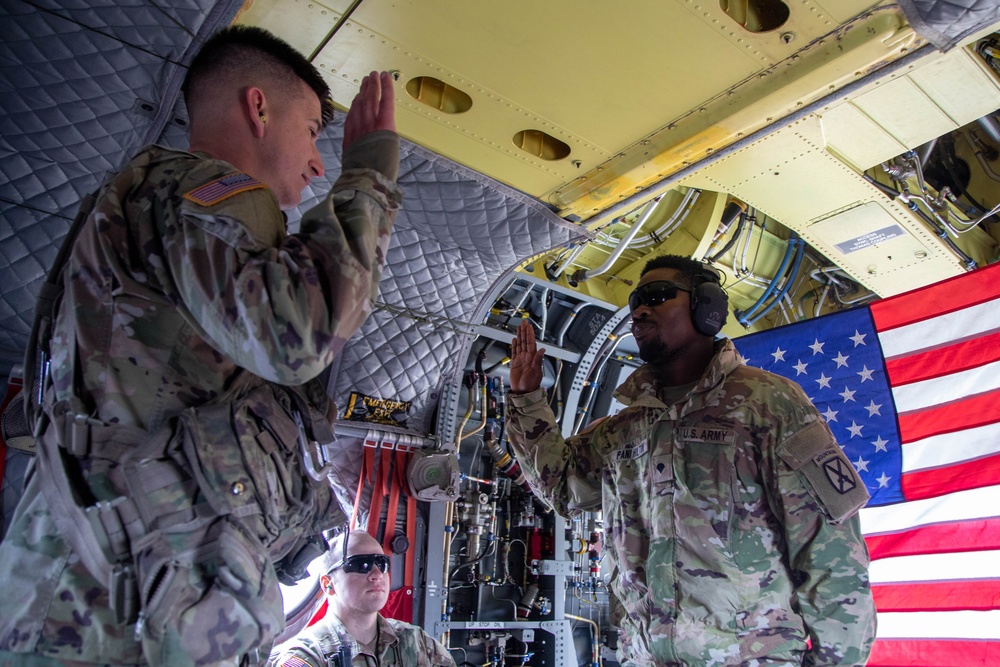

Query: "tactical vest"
<box><xmin>25</xmin><ymin>191</ymin><xmax>339</xmax><ymax>667</ymax></box>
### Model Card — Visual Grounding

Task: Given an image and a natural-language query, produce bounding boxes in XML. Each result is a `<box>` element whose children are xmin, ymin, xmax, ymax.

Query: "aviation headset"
<box><xmin>688</xmin><ymin>265</ymin><xmax>729</xmax><ymax>336</ymax></box>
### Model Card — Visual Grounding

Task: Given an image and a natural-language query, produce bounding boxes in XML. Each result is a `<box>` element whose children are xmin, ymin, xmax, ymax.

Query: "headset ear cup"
<box><xmin>690</xmin><ymin>281</ymin><xmax>729</xmax><ymax>336</ymax></box>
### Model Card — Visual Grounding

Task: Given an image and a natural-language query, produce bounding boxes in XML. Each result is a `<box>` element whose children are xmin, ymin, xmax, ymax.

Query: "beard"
<box><xmin>636</xmin><ymin>335</ymin><xmax>682</xmax><ymax>365</ymax></box>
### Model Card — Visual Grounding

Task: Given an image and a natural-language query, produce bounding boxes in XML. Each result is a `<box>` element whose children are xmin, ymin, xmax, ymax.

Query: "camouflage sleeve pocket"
<box><xmin>776</xmin><ymin>420</ymin><xmax>869</xmax><ymax>523</ymax></box>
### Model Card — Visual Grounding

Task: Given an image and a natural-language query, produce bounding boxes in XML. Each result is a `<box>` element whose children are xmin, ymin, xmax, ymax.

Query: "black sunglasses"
<box><xmin>628</xmin><ymin>280</ymin><xmax>691</xmax><ymax>312</ymax></box>
<box><xmin>328</xmin><ymin>553</ymin><xmax>391</xmax><ymax>575</ymax></box>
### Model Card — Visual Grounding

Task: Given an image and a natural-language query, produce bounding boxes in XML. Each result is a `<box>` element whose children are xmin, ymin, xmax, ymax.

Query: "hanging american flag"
<box><xmin>733</xmin><ymin>261</ymin><xmax>1000</xmax><ymax>667</ymax></box>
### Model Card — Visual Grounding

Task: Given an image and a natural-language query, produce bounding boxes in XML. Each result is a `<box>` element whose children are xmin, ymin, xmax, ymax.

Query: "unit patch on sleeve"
<box><xmin>183</xmin><ymin>172</ymin><xmax>265</xmax><ymax>206</ymax></box>
<box><xmin>814</xmin><ymin>450</ymin><xmax>858</xmax><ymax>494</ymax></box>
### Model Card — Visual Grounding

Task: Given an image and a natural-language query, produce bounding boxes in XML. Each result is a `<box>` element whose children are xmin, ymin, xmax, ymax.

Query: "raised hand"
<box><xmin>509</xmin><ymin>320</ymin><xmax>545</xmax><ymax>394</ymax></box>
<box><xmin>343</xmin><ymin>71</ymin><xmax>396</xmax><ymax>152</ymax></box>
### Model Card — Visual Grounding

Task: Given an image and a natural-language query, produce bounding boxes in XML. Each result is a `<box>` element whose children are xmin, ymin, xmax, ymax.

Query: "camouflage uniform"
<box><xmin>507</xmin><ymin>339</ymin><xmax>876</xmax><ymax>667</ymax></box>
<box><xmin>271</xmin><ymin>612</ymin><xmax>456</xmax><ymax>667</ymax></box>
<box><xmin>0</xmin><ymin>130</ymin><xmax>402</xmax><ymax>665</ymax></box>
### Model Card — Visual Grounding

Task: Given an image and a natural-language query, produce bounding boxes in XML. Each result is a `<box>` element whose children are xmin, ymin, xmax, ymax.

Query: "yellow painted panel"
<box><xmin>814</xmin><ymin>0</ymin><xmax>885</xmax><ymax>24</ymax></box>
<box><xmin>909</xmin><ymin>48</ymin><xmax>1000</xmax><ymax>125</ymax></box>
<box><xmin>340</xmin><ymin>1</ymin><xmax>762</xmax><ymax>152</ymax></box>
<box><xmin>805</xmin><ymin>202</ymin><xmax>963</xmax><ymax>295</ymax></box>
<box><xmin>821</xmin><ymin>103</ymin><xmax>908</xmax><ymax>171</ymax></box>
<box><xmin>852</xmin><ymin>77</ymin><xmax>957</xmax><ymax>149</ymax></box>
<box><xmin>696</xmin><ymin>120</ymin><xmax>875</xmax><ymax>223</ymax></box>
<box><xmin>237</xmin><ymin>0</ymin><xmax>339</xmax><ymax>57</ymax></box>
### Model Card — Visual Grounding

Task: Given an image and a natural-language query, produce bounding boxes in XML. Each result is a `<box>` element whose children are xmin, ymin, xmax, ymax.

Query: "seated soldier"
<box><xmin>272</xmin><ymin>530</ymin><xmax>456</xmax><ymax>667</ymax></box>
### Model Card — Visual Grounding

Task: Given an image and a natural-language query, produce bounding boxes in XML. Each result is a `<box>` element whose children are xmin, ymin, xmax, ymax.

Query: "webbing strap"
<box><xmin>365</xmin><ymin>444</ymin><xmax>389</xmax><ymax>537</ymax></box>
<box><xmin>34</xmin><ymin>428</ymin><xmax>139</xmax><ymax>624</ymax></box>
<box><xmin>403</xmin><ymin>453</ymin><xmax>416</xmax><ymax>588</ymax></box>
<box><xmin>351</xmin><ymin>444</ymin><xmax>376</xmax><ymax>530</ymax></box>
<box><xmin>381</xmin><ymin>447</ymin><xmax>402</xmax><ymax>554</ymax></box>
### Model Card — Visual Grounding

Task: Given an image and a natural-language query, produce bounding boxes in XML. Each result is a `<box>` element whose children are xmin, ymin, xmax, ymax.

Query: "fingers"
<box><xmin>512</xmin><ymin>320</ymin><xmax>533</xmax><ymax>357</ymax></box>
<box><xmin>343</xmin><ymin>71</ymin><xmax>396</xmax><ymax>152</ymax></box>
<box><xmin>377</xmin><ymin>71</ymin><xmax>396</xmax><ymax>131</ymax></box>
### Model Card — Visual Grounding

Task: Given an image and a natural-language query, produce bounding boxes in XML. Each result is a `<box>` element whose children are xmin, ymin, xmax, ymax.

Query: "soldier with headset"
<box><xmin>505</xmin><ymin>254</ymin><xmax>876</xmax><ymax>666</ymax></box>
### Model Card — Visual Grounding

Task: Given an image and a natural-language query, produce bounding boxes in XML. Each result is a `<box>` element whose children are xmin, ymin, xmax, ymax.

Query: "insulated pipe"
<box><xmin>735</xmin><ymin>234</ymin><xmax>798</xmax><ymax>325</ymax></box>
<box><xmin>570</xmin><ymin>196</ymin><xmax>664</xmax><ymax>283</ymax></box>
<box><xmin>977</xmin><ymin>115</ymin><xmax>1000</xmax><ymax>144</ymax></box>
<box><xmin>550</xmin><ymin>243</ymin><xmax>587</xmax><ymax>278</ymax></box>
<box><xmin>706</xmin><ymin>211</ymin><xmax>748</xmax><ymax>264</ymax></box>
<box><xmin>556</xmin><ymin>302</ymin><xmax>594</xmax><ymax>347</ymax></box>
<box><xmin>744</xmin><ymin>238</ymin><xmax>805</xmax><ymax>327</ymax></box>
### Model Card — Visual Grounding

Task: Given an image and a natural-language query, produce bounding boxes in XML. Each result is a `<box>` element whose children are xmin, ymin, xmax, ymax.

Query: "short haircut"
<box><xmin>641</xmin><ymin>254</ymin><xmax>722</xmax><ymax>287</ymax></box>
<box><xmin>183</xmin><ymin>25</ymin><xmax>334</xmax><ymax>127</ymax></box>
<box><xmin>323</xmin><ymin>530</ymin><xmax>382</xmax><ymax>573</ymax></box>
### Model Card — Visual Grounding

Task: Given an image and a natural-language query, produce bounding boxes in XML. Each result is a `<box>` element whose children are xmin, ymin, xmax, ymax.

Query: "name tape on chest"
<box><xmin>184</xmin><ymin>172</ymin><xmax>265</xmax><ymax>207</ymax></box>
<box><xmin>615</xmin><ymin>440</ymin><xmax>649</xmax><ymax>461</ymax></box>
<box><xmin>678</xmin><ymin>425</ymin><xmax>736</xmax><ymax>445</ymax></box>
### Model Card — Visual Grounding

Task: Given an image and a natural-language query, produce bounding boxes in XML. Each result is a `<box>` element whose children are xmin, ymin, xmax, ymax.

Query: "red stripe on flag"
<box><xmin>865</xmin><ymin>516</ymin><xmax>1000</xmax><ymax>561</ymax></box>
<box><xmin>885</xmin><ymin>330</ymin><xmax>1000</xmax><ymax>387</ymax></box>
<box><xmin>872</xmin><ymin>579</ymin><xmax>1000</xmax><ymax>612</ymax></box>
<box><xmin>902</xmin><ymin>453</ymin><xmax>1000</xmax><ymax>501</ymax></box>
<box><xmin>896</xmin><ymin>387</ymin><xmax>1000</xmax><ymax>443</ymax></box>
<box><xmin>870</xmin><ymin>262</ymin><xmax>1000</xmax><ymax>332</ymax></box>
<box><xmin>868</xmin><ymin>638</ymin><xmax>1000</xmax><ymax>667</ymax></box>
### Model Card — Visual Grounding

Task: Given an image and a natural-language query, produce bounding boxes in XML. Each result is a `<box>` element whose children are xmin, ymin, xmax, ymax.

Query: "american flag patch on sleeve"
<box><xmin>184</xmin><ymin>172</ymin><xmax>265</xmax><ymax>206</ymax></box>
<box><xmin>277</xmin><ymin>656</ymin><xmax>311</xmax><ymax>667</ymax></box>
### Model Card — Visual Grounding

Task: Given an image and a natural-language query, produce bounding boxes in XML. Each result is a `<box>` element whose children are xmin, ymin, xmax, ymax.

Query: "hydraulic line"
<box><xmin>556</xmin><ymin>302</ymin><xmax>594</xmax><ymax>348</ymax></box>
<box><xmin>537</xmin><ymin>288</ymin><xmax>549</xmax><ymax>342</ymax></box>
<box><xmin>590</xmin><ymin>189</ymin><xmax>700</xmax><ymax>250</ymax></box>
<box><xmin>733</xmin><ymin>210</ymin><xmax>759</xmax><ymax>278</ymax></box>
<box><xmin>897</xmin><ymin>194</ymin><xmax>977</xmax><ymax>270</ymax></box>
<box><xmin>566</xmin><ymin>614</ymin><xmax>602</xmax><ymax>667</ymax></box>
<box><xmin>571</xmin><ymin>196</ymin><xmax>664</xmax><ymax>283</ymax></box>
<box><xmin>742</xmin><ymin>238</ymin><xmax>805</xmax><ymax>328</ymax></box>
<box><xmin>706</xmin><ymin>205</ymin><xmax>748</xmax><ymax>264</ymax></box>
<box><xmin>573</xmin><ymin>329</ymin><xmax>631</xmax><ymax>435</ymax></box>
<box><xmin>550</xmin><ymin>242</ymin><xmax>587</xmax><ymax>279</ymax></box>
<box><xmin>735</xmin><ymin>234</ymin><xmax>798</xmax><ymax>326</ymax></box>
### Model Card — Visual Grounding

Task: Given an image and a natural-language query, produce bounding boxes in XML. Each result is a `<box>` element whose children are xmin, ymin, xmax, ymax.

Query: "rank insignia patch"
<box><xmin>184</xmin><ymin>172</ymin><xmax>265</xmax><ymax>206</ymax></box>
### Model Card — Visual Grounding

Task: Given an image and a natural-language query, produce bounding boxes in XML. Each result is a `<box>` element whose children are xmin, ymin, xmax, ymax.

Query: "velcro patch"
<box><xmin>814</xmin><ymin>450</ymin><xmax>858</xmax><ymax>495</ymax></box>
<box><xmin>184</xmin><ymin>172</ymin><xmax>264</xmax><ymax>206</ymax></box>
<box><xmin>777</xmin><ymin>421</ymin><xmax>869</xmax><ymax>523</ymax></box>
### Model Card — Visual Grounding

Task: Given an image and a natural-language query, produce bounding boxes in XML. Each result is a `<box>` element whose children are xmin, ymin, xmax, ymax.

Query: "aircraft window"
<box><xmin>512</xmin><ymin>129</ymin><xmax>571</xmax><ymax>161</ymax></box>
<box><xmin>405</xmin><ymin>76</ymin><xmax>473</xmax><ymax>114</ymax></box>
<box><xmin>279</xmin><ymin>553</ymin><xmax>326</xmax><ymax>622</ymax></box>
<box><xmin>720</xmin><ymin>0</ymin><xmax>790</xmax><ymax>33</ymax></box>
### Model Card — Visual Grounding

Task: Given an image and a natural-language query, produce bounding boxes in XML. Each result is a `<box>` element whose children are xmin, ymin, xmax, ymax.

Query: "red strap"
<box><xmin>404</xmin><ymin>453</ymin><xmax>417</xmax><ymax>588</ymax></box>
<box><xmin>351</xmin><ymin>444</ymin><xmax>375</xmax><ymax>529</ymax></box>
<box><xmin>365</xmin><ymin>443</ymin><xmax>390</xmax><ymax>536</ymax></box>
<box><xmin>382</xmin><ymin>447</ymin><xmax>403</xmax><ymax>554</ymax></box>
